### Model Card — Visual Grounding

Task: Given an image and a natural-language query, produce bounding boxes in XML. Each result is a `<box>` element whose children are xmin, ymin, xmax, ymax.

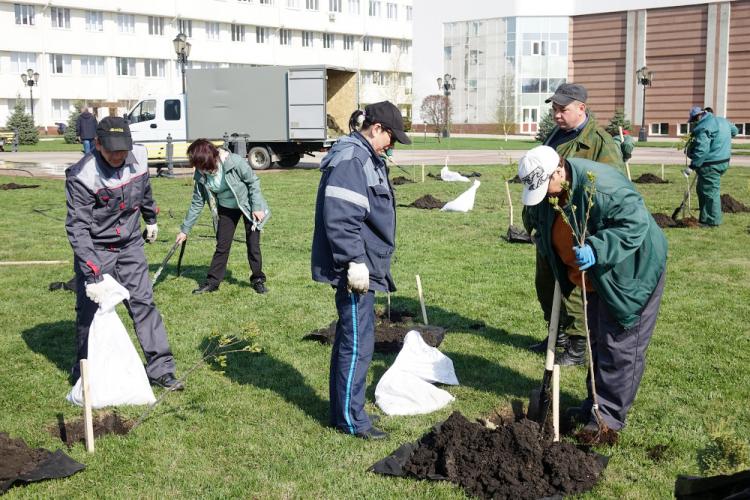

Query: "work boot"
<box><xmin>192</xmin><ymin>283</ymin><xmax>219</xmax><ymax>295</ymax></box>
<box><xmin>564</xmin><ymin>406</ymin><xmax>590</xmax><ymax>427</ymax></box>
<box><xmin>354</xmin><ymin>427</ymin><xmax>388</xmax><ymax>440</ymax></box>
<box><xmin>529</xmin><ymin>331</ymin><xmax>569</xmax><ymax>354</ymax></box>
<box><xmin>149</xmin><ymin>373</ymin><xmax>185</xmax><ymax>391</ymax></box>
<box><xmin>557</xmin><ymin>335</ymin><xmax>587</xmax><ymax>366</ymax></box>
<box><xmin>251</xmin><ymin>279</ymin><xmax>268</xmax><ymax>295</ymax></box>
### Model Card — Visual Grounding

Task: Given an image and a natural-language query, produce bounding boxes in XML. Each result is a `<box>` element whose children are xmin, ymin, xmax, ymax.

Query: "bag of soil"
<box><xmin>506</xmin><ymin>225</ymin><xmax>532</xmax><ymax>244</ymax></box>
<box><xmin>674</xmin><ymin>469</ymin><xmax>750</xmax><ymax>500</ymax></box>
<box><xmin>440</xmin><ymin>165</ymin><xmax>470</xmax><ymax>182</ymax></box>
<box><xmin>67</xmin><ymin>274</ymin><xmax>156</xmax><ymax>408</ymax></box>
<box><xmin>375</xmin><ymin>331</ymin><xmax>459</xmax><ymax>415</ymax></box>
<box><xmin>441</xmin><ymin>180</ymin><xmax>480</xmax><ymax>213</ymax></box>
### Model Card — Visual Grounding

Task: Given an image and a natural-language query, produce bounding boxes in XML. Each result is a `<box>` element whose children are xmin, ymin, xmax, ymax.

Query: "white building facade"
<box><xmin>0</xmin><ymin>0</ymin><xmax>413</xmax><ymax>130</ymax></box>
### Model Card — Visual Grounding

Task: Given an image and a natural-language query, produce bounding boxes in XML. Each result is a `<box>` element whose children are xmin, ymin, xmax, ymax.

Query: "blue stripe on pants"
<box><xmin>330</xmin><ymin>282</ymin><xmax>375</xmax><ymax>434</ymax></box>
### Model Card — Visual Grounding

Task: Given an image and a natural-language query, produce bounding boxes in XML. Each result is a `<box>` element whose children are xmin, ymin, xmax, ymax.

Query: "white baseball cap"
<box><xmin>518</xmin><ymin>145</ymin><xmax>560</xmax><ymax>206</ymax></box>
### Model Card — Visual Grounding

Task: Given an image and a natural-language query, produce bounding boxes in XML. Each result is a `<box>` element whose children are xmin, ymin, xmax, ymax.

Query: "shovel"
<box><xmin>671</xmin><ymin>172</ymin><xmax>698</xmax><ymax>221</ymax></box>
<box><xmin>504</xmin><ymin>180</ymin><xmax>532</xmax><ymax>243</ymax></box>
<box><xmin>152</xmin><ymin>241</ymin><xmax>181</xmax><ymax>286</ymax></box>
<box><xmin>528</xmin><ymin>280</ymin><xmax>562</xmax><ymax>425</ymax></box>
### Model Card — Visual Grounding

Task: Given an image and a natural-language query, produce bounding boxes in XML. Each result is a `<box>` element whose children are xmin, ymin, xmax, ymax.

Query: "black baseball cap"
<box><xmin>364</xmin><ymin>101</ymin><xmax>411</xmax><ymax>145</ymax></box>
<box><xmin>545</xmin><ymin>83</ymin><xmax>588</xmax><ymax>106</ymax></box>
<box><xmin>97</xmin><ymin>116</ymin><xmax>133</xmax><ymax>151</ymax></box>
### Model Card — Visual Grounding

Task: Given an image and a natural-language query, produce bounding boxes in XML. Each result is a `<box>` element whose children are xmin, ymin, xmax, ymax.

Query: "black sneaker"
<box><xmin>192</xmin><ymin>283</ymin><xmax>219</xmax><ymax>295</ymax></box>
<box><xmin>149</xmin><ymin>373</ymin><xmax>185</xmax><ymax>391</ymax></box>
<box><xmin>354</xmin><ymin>427</ymin><xmax>388</xmax><ymax>440</ymax></box>
<box><xmin>251</xmin><ymin>280</ymin><xmax>268</xmax><ymax>294</ymax></box>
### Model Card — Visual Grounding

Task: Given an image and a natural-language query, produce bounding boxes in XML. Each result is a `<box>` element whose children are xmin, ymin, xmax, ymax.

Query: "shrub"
<box><xmin>6</xmin><ymin>99</ymin><xmax>38</xmax><ymax>145</ymax></box>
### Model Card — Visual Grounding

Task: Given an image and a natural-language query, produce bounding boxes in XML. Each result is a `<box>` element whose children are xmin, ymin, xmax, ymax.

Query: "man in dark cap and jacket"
<box><xmin>76</xmin><ymin>107</ymin><xmax>98</xmax><ymax>155</ymax></box>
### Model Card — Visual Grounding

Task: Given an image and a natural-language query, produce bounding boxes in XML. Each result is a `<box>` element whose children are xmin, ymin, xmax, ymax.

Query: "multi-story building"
<box><xmin>1</xmin><ymin>0</ymin><xmax>413</xmax><ymax>131</ymax></box>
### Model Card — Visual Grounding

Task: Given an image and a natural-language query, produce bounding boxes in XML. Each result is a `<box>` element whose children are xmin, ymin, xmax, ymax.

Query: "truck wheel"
<box><xmin>248</xmin><ymin>146</ymin><xmax>271</xmax><ymax>170</ymax></box>
<box><xmin>277</xmin><ymin>153</ymin><xmax>301</xmax><ymax>168</ymax></box>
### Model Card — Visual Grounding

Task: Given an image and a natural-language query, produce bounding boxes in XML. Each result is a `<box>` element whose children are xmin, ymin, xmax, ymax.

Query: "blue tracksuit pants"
<box><xmin>329</xmin><ymin>282</ymin><xmax>375</xmax><ymax>434</ymax></box>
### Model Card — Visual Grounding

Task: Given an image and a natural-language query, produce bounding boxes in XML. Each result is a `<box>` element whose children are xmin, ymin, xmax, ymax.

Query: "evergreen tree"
<box><xmin>535</xmin><ymin>108</ymin><xmax>556</xmax><ymax>143</ymax></box>
<box><xmin>6</xmin><ymin>99</ymin><xmax>39</xmax><ymax>145</ymax></box>
<box><xmin>64</xmin><ymin>101</ymin><xmax>84</xmax><ymax>144</ymax></box>
<box><xmin>605</xmin><ymin>108</ymin><xmax>632</xmax><ymax>136</ymax></box>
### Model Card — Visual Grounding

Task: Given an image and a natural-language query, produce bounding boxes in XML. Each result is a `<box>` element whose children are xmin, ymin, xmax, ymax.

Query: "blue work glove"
<box><xmin>573</xmin><ymin>244</ymin><xmax>596</xmax><ymax>271</ymax></box>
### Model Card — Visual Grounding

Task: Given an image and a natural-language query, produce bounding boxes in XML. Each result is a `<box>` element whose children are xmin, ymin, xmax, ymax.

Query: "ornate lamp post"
<box><xmin>20</xmin><ymin>68</ymin><xmax>40</xmax><ymax>124</ymax></box>
<box><xmin>636</xmin><ymin>66</ymin><xmax>654</xmax><ymax>142</ymax></box>
<box><xmin>173</xmin><ymin>32</ymin><xmax>192</xmax><ymax>94</ymax></box>
<box><xmin>437</xmin><ymin>73</ymin><xmax>456</xmax><ymax>138</ymax></box>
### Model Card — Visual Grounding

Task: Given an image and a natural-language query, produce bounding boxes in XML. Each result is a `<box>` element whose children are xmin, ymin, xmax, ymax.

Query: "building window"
<box><xmin>145</xmin><ymin>59</ymin><xmax>165</xmax><ymax>77</ymax></box>
<box><xmin>256</xmin><ymin>26</ymin><xmax>268</xmax><ymax>43</ymax></box>
<box><xmin>231</xmin><ymin>24</ymin><xmax>245</xmax><ymax>42</ymax></box>
<box><xmin>329</xmin><ymin>0</ymin><xmax>342</xmax><ymax>12</ymax></box>
<box><xmin>406</xmin><ymin>5</ymin><xmax>412</xmax><ymax>21</ymax></box>
<box><xmin>302</xmin><ymin>30</ymin><xmax>314</xmax><ymax>47</ymax></box>
<box><xmin>470</xmin><ymin>49</ymin><xmax>478</xmax><ymax>65</ymax></box>
<box><xmin>399</xmin><ymin>40</ymin><xmax>410</xmax><ymax>54</ymax></box>
<box><xmin>306</xmin><ymin>0</ymin><xmax>319</xmax><ymax>10</ymax></box>
<box><xmin>386</xmin><ymin>2</ymin><xmax>397</xmax><ymax>19</ymax></box>
<box><xmin>368</xmin><ymin>1</ymin><xmax>380</xmax><ymax>17</ymax></box>
<box><xmin>51</xmin><ymin>99</ymin><xmax>71</xmax><ymax>122</ymax></box>
<box><xmin>678</xmin><ymin>123</ymin><xmax>694</xmax><ymax>135</ymax></box>
<box><xmin>381</xmin><ymin>38</ymin><xmax>391</xmax><ymax>53</ymax></box>
<box><xmin>444</xmin><ymin>46</ymin><xmax>452</xmax><ymax>61</ymax></box>
<box><xmin>14</xmin><ymin>4</ymin><xmax>35</xmax><ymax>25</ymax></box>
<box><xmin>323</xmin><ymin>33</ymin><xmax>334</xmax><ymax>48</ymax></box>
<box><xmin>49</xmin><ymin>54</ymin><xmax>72</xmax><ymax>75</ymax></box>
<box><xmin>259</xmin><ymin>0</ymin><xmax>273</xmax><ymax>4</ymax></box>
<box><xmin>735</xmin><ymin>123</ymin><xmax>750</xmax><ymax>136</ymax></box>
<box><xmin>348</xmin><ymin>0</ymin><xmax>360</xmax><ymax>14</ymax></box>
<box><xmin>178</xmin><ymin>19</ymin><xmax>192</xmax><ymax>37</ymax></box>
<box><xmin>279</xmin><ymin>29</ymin><xmax>292</xmax><ymax>45</ymax></box>
<box><xmin>86</xmin><ymin>11</ymin><xmax>103</xmax><ymax>32</ymax></box>
<box><xmin>650</xmin><ymin>123</ymin><xmax>669</xmax><ymax>135</ymax></box>
<box><xmin>521</xmin><ymin>78</ymin><xmax>541</xmax><ymax>94</ymax></box>
<box><xmin>548</xmin><ymin>78</ymin><xmax>566</xmax><ymax>92</ymax></box>
<box><xmin>117</xmin><ymin>14</ymin><xmax>135</xmax><ymax>33</ymax></box>
<box><xmin>363</xmin><ymin>36</ymin><xmax>372</xmax><ymax>51</ymax></box>
<box><xmin>206</xmin><ymin>22</ymin><xmax>220</xmax><ymax>40</ymax></box>
<box><xmin>50</xmin><ymin>7</ymin><xmax>70</xmax><ymax>29</ymax></box>
<box><xmin>116</xmin><ymin>57</ymin><xmax>136</xmax><ymax>76</ymax></box>
<box><xmin>80</xmin><ymin>56</ymin><xmax>105</xmax><ymax>75</ymax></box>
<box><xmin>287</xmin><ymin>0</ymin><xmax>300</xmax><ymax>7</ymax></box>
<box><xmin>11</xmin><ymin>52</ymin><xmax>36</xmax><ymax>73</ymax></box>
<box><xmin>372</xmin><ymin>71</ymin><xmax>383</xmax><ymax>85</ymax></box>
<box><xmin>343</xmin><ymin>34</ymin><xmax>354</xmax><ymax>50</ymax></box>
<box><xmin>148</xmin><ymin>16</ymin><xmax>164</xmax><ymax>35</ymax></box>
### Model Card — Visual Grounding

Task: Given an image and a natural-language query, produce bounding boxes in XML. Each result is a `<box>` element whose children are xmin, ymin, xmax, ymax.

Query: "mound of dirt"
<box><xmin>392</xmin><ymin>176</ymin><xmax>413</xmax><ymax>185</ymax></box>
<box><xmin>652</xmin><ymin>213</ymin><xmax>700</xmax><ymax>228</ymax></box>
<box><xmin>304</xmin><ymin>309</ymin><xmax>446</xmax><ymax>353</ymax></box>
<box><xmin>50</xmin><ymin>412</ymin><xmax>133</xmax><ymax>447</ymax></box>
<box><xmin>634</xmin><ymin>173</ymin><xmax>668</xmax><ymax>184</ymax></box>
<box><xmin>721</xmin><ymin>194</ymin><xmax>750</xmax><ymax>213</ymax></box>
<box><xmin>0</xmin><ymin>183</ymin><xmax>40</xmax><ymax>190</ymax></box>
<box><xmin>401</xmin><ymin>412</ymin><xmax>605</xmax><ymax>500</ymax></box>
<box><xmin>677</xmin><ymin>216</ymin><xmax>700</xmax><ymax>228</ymax></box>
<box><xmin>409</xmin><ymin>194</ymin><xmax>445</xmax><ymax>209</ymax></box>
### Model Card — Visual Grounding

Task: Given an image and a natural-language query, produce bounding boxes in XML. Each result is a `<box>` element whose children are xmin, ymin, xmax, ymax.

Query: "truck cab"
<box><xmin>126</xmin><ymin>95</ymin><xmax>189</xmax><ymax>163</ymax></box>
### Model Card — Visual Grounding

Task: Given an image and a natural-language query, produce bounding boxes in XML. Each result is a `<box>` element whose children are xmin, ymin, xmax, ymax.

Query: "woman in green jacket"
<box><xmin>518</xmin><ymin>145</ymin><xmax>667</xmax><ymax>437</ymax></box>
<box><xmin>176</xmin><ymin>139</ymin><xmax>270</xmax><ymax>294</ymax></box>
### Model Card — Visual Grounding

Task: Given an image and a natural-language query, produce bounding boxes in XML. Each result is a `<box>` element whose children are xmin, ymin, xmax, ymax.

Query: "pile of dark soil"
<box><xmin>721</xmin><ymin>194</ymin><xmax>750</xmax><ymax>213</ymax></box>
<box><xmin>408</xmin><ymin>194</ymin><xmax>445</xmax><ymax>209</ymax></box>
<box><xmin>634</xmin><ymin>173</ymin><xmax>668</xmax><ymax>184</ymax></box>
<box><xmin>400</xmin><ymin>412</ymin><xmax>605</xmax><ymax>499</ymax></box>
<box><xmin>505</xmin><ymin>225</ymin><xmax>532</xmax><ymax>244</ymax></box>
<box><xmin>0</xmin><ymin>183</ymin><xmax>40</xmax><ymax>190</ymax></box>
<box><xmin>304</xmin><ymin>308</ymin><xmax>446</xmax><ymax>353</ymax></box>
<box><xmin>392</xmin><ymin>176</ymin><xmax>413</xmax><ymax>185</ymax></box>
<box><xmin>652</xmin><ymin>213</ymin><xmax>700</xmax><ymax>228</ymax></box>
<box><xmin>50</xmin><ymin>412</ymin><xmax>133</xmax><ymax>447</ymax></box>
<box><xmin>0</xmin><ymin>432</ymin><xmax>84</xmax><ymax>494</ymax></box>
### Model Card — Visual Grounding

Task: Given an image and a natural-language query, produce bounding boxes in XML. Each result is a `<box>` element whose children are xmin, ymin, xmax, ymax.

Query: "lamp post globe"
<box><xmin>437</xmin><ymin>73</ymin><xmax>456</xmax><ymax>138</ymax></box>
<box><xmin>20</xmin><ymin>68</ymin><xmax>39</xmax><ymax>123</ymax></box>
<box><xmin>173</xmin><ymin>32</ymin><xmax>191</xmax><ymax>94</ymax></box>
<box><xmin>636</xmin><ymin>66</ymin><xmax>654</xmax><ymax>142</ymax></box>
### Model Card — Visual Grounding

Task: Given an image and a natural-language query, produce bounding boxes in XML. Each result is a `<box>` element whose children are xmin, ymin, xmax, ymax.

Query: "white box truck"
<box><xmin>127</xmin><ymin>65</ymin><xmax>357</xmax><ymax>169</ymax></box>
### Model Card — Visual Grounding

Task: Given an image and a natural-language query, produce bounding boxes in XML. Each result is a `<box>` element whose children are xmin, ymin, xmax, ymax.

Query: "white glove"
<box><xmin>682</xmin><ymin>168</ymin><xmax>691</xmax><ymax>177</ymax></box>
<box><xmin>145</xmin><ymin>223</ymin><xmax>158</xmax><ymax>243</ymax></box>
<box><xmin>85</xmin><ymin>281</ymin><xmax>109</xmax><ymax>304</ymax></box>
<box><xmin>347</xmin><ymin>262</ymin><xmax>370</xmax><ymax>294</ymax></box>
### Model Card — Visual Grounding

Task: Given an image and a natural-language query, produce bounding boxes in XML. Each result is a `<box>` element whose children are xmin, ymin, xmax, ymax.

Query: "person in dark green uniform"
<box><xmin>686</xmin><ymin>106</ymin><xmax>738</xmax><ymax>227</ymax></box>
<box><xmin>518</xmin><ymin>145</ymin><xmax>668</xmax><ymax>434</ymax></box>
<box><xmin>523</xmin><ymin>83</ymin><xmax>625</xmax><ymax>367</ymax></box>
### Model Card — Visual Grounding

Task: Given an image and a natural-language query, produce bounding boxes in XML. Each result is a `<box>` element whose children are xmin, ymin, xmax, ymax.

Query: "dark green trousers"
<box><xmin>696</xmin><ymin>163</ymin><xmax>728</xmax><ymax>226</ymax></box>
<box><xmin>535</xmin><ymin>249</ymin><xmax>586</xmax><ymax>337</ymax></box>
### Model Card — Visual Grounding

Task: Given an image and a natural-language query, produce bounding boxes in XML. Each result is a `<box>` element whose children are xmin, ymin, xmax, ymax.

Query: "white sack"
<box><xmin>441</xmin><ymin>179</ymin><xmax>481</xmax><ymax>212</ymax></box>
<box><xmin>375</xmin><ymin>330</ymin><xmax>459</xmax><ymax>416</ymax></box>
<box><xmin>440</xmin><ymin>165</ymin><xmax>470</xmax><ymax>182</ymax></box>
<box><xmin>67</xmin><ymin>274</ymin><xmax>156</xmax><ymax>408</ymax></box>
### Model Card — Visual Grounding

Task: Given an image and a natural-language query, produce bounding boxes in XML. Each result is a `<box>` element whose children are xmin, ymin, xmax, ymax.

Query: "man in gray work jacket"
<box><xmin>65</xmin><ymin>117</ymin><xmax>182</xmax><ymax>390</ymax></box>
<box><xmin>311</xmin><ymin>101</ymin><xmax>410</xmax><ymax>440</ymax></box>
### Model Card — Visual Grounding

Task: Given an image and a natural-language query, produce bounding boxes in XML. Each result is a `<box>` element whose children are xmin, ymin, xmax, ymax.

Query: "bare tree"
<box><xmin>495</xmin><ymin>74</ymin><xmax>516</xmax><ymax>141</ymax></box>
<box><xmin>420</xmin><ymin>95</ymin><xmax>452</xmax><ymax>142</ymax></box>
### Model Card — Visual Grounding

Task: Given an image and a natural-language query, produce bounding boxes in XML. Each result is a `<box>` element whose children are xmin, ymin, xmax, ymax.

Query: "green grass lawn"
<box><xmin>17</xmin><ymin>138</ymin><xmax>82</xmax><ymax>152</ymax></box>
<box><xmin>1</xmin><ymin>163</ymin><xmax>749</xmax><ymax>498</ymax></box>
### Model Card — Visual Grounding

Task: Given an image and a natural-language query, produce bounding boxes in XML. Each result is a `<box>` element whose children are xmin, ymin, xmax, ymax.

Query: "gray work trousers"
<box><xmin>580</xmin><ymin>271</ymin><xmax>666</xmax><ymax>430</ymax></box>
<box><xmin>73</xmin><ymin>241</ymin><xmax>175</xmax><ymax>380</ymax></box>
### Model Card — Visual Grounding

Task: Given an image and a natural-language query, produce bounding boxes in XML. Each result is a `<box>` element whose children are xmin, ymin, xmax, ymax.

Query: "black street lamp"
<box><xmin>173</xmin><ymin>32</ymin><xmax>192</xmax><ymax>94</ymax></box>
<box><xmin>436</xmin><ymin>73</ymin><xmax>456</xmax><ymax>137</ymax></box>
<box><xmin>636</xmin><ymin>66</ymin><xmax>654</xmax><ymax>142</ymax></box>
<box><xmin>20</xmin><ymin>68</ymin><xmax>40</xmax><ymax>124</ymax></box>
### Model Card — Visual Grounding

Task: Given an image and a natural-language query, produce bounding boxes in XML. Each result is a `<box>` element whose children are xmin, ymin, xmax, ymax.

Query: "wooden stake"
<box><xmin>415</xmin><ymin>275</ymin><xmax>428</xmax><ymax>325</ymax></box>
<box><xmin>421</xmin><ymin>163</ymin><xmax>425</xmax><ymax>183</ymax></box>
<box><xmin>619</xmin><ymin>126</ymin><xmax>632</xmax><ymax>181</ymax></box>
<box><xmin>552</xmin><ymin>364</ymin><xmax>560</xmax><ymax>442</ymax></box>
<box><xmin>504</xmin><ymin>180</ymin><xmax>514</xmax><ymax>226</ymax></box>
<box><xmin>80</xmin><ymin>359</ymin><xmax>95</xmax><ymax>453</ymax></box>
<box><xmin>387</xmin><ymin>292</ymin><xmax>391</xmax><ymax>322</ymax></box>
<box><xmin>661</xmin><ymin>163</ymin><xmax>665</xmax><ymax>181</ymax></box>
